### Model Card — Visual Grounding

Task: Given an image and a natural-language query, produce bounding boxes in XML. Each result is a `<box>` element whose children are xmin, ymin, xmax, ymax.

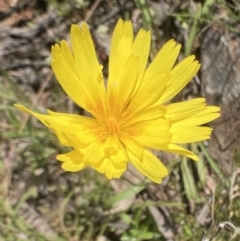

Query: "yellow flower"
<box><xmin>15</xmin><ymin>20</ymin><xmax>220</xmax><ymax>183</ymax></box>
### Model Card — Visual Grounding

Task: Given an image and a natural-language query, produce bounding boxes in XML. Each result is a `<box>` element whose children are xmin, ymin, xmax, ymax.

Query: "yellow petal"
<box><xmin>70</xmin><ymin>24</ymin><xmax>108</xmax><ymax>111</ymax></box>
<box><xmin>15</xmin><ymin>104</ymin><xmax>70</xmax><ymax>128</ymax></box>
<box><xmin>165</xmin><ymin>98</ymin><xmax>206</xmax><ymax>122</ymax></box>
<box><xmin>138</xmin><ymin>119</ymin><xmax>172</xmax><ymax>148</ymax></box>
<box><xmin>130</xmin><ymin>72</ymin><xmax>171</xmax><ymax>111</ymax></box>
<box><xmin>111</xmin><ymin>147</ymin><xmax>128</xmax><ymax>164</ymax></box>
<box><xmin>57</xmin><ymin>150</ymin><xmax>87</xmax><ymax>172</ymax></box>
<box><xmin>119</xmin><ymin>133</ymin><xmax>143</xmax><ymax>159</ymax></box>
<box><xmin>165</xmin><ymin>99</ymin><xmax>220</xmax><ymax>127</ymax></box>
<box><xmin>47</xmin><ymin>109</ymin><xmax>103</xmax><ymax>143</ymax></box>
<box><xmin>91</xmin><ymin>148</ymin><xmax>128</xmax><ymax>179</ymax></box>
<box><xmin>51</xmin><ymin>42</ymin><xmax>90</xmax><ymax>110</ymax></box>
<box><xmin>52</xmin><ymin>28</ymin><xmax>108</xmax><ymax>118</ymax></box>
<box><xmin>83</xmin><ymin>139</ymin><xmax>106</xmax><ymax>164</ymax></box>
<box><xmin>131</xmin><ymin>29</ymin><xmax>151</xmax><ymax>89</ymax></box>
<box><xmin>15</xmin><ymin>105</ymin><xmax>100</xmax><ymax>147</ymax></box>
<box><xmin>123</xmin><ymin>105</ymin><xmax>166</xmax><ymax>127</ymax></box>
<box><xmin>170</xmin><ymin>125</ymin><xmax>212</xmax><ymax>143</ymax></box>
<box><xmin>143</xmin><ymin>40</ymin><xmax>181</xmax><ymax>83</ymax></box>
<box><xmin>108</xmin><ymin>22</ymin><xmax>151</xmax><ymax>111</ymax></box>
<box><xmin>161</xmin><ymin>144</ymin><xmax>198</xmax><ymax>161</ymax></box>
<box><xmin>49</xmin><ymin>132</ymin><xmax>75</xmax><ymax>149</ymax></box>
<box><xmin>110</xmin><ymin>54</ymin><xmax>139</xmax><ymax>117</ymax></box>
<box><xmin>176</xmin><ymin>106</ymin><xmax>220</xmax><ymax>126</ymax></box>
<box><xmin>159</xmin><ymin>56</ymin><xmax>200</xmax><ymax>104</ymax></box>
<box><xmin>70</xmin><ymin>23</ymin><xmax>101</xmax><ymax>82</ymax></box>
<box><xmin>128</xmin><ymin>149</ymin><xmax>168</xmax><ymax>183</ymax></box>
<box><xmin>104</xmin><ymin>133</ymin><xmax>120</xmax><ymax>156</ymax></box>
<box><xmin>50</xmin><ymin>123</ymin><xmax>99</xmax><ymax>148</ymax></box>
<box><xmin>92</xmin><ymin>158</ymin><xmax>127</xmax><ymax>179</ymax></box>
<box><xmin>108</xmin><ymin>19</ymin><xmax>133</xmax><ymax>89</ymax></box>
<box><xmin>47</xmin><ymin>109</ymin><xmax>97</xmax><ymax>125</ymax></box>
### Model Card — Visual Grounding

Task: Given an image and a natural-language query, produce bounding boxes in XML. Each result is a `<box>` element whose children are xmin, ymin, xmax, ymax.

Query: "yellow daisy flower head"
<box><xmin>15</xmin><ymin>20</ymin><xmax>220</xmax><ymax>183</ymax></box>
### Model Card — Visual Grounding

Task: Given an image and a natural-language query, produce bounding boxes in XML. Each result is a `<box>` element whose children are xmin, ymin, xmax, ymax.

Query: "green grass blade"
<box><xmin>180</xmin><ymin>157</ymin><xmax>200</xmax><ymax>201</ymax></box>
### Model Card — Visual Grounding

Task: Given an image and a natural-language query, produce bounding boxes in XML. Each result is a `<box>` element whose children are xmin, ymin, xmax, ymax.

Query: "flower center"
<box><xmin>106</xmin><ymin>116</ymin><xmax>120</xmax><ymax>134</ymax></box>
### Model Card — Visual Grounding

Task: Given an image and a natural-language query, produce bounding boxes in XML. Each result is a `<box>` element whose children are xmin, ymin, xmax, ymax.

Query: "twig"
<box><xmin>208</xmin><ymin>227</ymin><xmax>221</xmax><ymax>241</ymax></box>
<box><xmin>211</xmin><ymin>185</ymin><xmax>216</xmax><ymax>229</ymax></box>
<box><xmin>202</xmin><ymin>221</ymin><xmax>240</xmax><ymax>241</ymax></box>
<box><xmin>229</xmin><ymin>168</ymin><xmax>240</xmax><ymax>208</ymax></box>
<box><xmin>84</xmin><ymin>0</ymin><xmax>102</xmax><ymax>22</ymax></box>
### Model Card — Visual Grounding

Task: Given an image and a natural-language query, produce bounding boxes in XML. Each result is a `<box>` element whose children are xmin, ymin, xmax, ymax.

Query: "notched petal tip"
<box><xmin>70</xmin><ymin>24</ymin><xmax>80</xmax><ymax>31</ymax></box>
<box><xmin>118</xmin><ymin>18</ymin><xmax>131</xmax><ymax>25</ymax></box>
<box><xmin>210</xmin><ymin>106</ymin><xmax>221</xmax><ymax>112</ymax></box>
<box><xmin>70</xmin><ymin>22</ymin><xmax>90</xmax><ymax>38</ymax></box>
<box><xmin>60</xmin><ymin>40</ymin><xmax>68</xmax><ymax>47</ymax></box>
<box><xmin>138</xmin><ymin>28</ymin><xmax>150</xmax><ymax>35</ymax></box>
<box><xmin>51</xmin><ymin>44</ymin><xmax>62</xmax><ymax>62</ymax></box>
<box><xmin>166</xmin><ymin>39</ymin><xmax>181</xmax><ymax>51</ymax></box>
<box><xmin>81</xmin><ymin>22</ymin><xmax>90</xmax><ymax>31</ymax></box>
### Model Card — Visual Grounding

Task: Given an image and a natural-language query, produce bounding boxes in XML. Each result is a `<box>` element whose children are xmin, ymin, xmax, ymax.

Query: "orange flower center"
<box><xmin>106</xmin><ymin>116</ymin><xmax>120</xmax><ymax>134</ymax></box>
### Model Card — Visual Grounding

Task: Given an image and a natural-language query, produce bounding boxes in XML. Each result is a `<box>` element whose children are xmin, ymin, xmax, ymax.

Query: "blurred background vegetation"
<box><xmin>0</xmin><ymin>0</ymin><xmax>240</xmax><ymax>240</ymax></box>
